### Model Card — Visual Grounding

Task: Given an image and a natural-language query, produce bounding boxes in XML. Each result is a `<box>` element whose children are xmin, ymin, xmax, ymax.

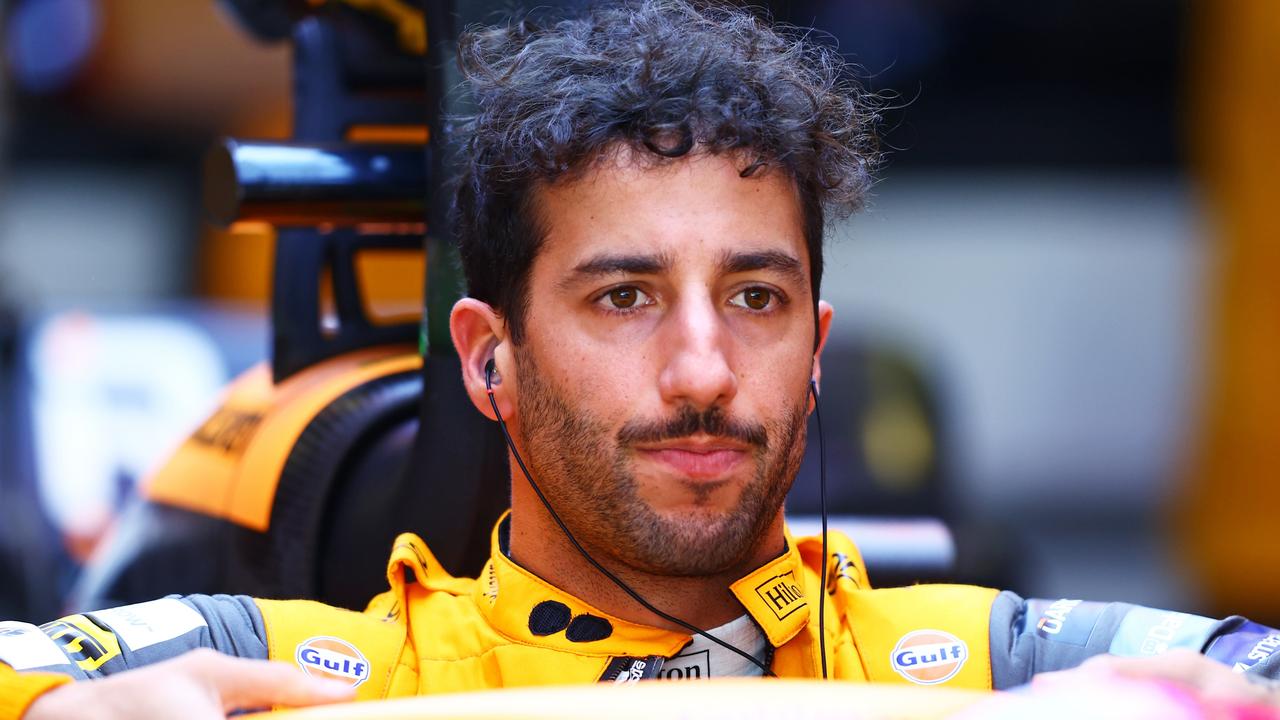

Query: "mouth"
<box><xmin>633</xmin><ymin>436</ymin><xmax>752</xmax><ymax>481</ymax></box>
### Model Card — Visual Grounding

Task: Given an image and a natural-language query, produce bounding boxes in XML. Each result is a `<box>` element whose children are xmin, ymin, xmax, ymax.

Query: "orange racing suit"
<box><xmin>2</xmin><ymin>513</ymin><xmax>1278</xmax><ymax>718</ymax></box>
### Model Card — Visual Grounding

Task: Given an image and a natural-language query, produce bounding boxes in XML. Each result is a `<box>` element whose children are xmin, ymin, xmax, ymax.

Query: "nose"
<box><xmin>657</xmin><ymin>293</ymin><xmax>738</xmax><ymax>410</ymax></box>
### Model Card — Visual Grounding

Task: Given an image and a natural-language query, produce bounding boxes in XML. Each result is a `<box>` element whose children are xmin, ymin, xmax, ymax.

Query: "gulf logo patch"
<box><xmin>295</xmin><ymin>636</ymin><xmax>370</xmax><ymax>688</ymax></box>
<box><xmin>890</xmin><ymin>629</ymin><xmax>968</xmax><ymax>685</ymax></box>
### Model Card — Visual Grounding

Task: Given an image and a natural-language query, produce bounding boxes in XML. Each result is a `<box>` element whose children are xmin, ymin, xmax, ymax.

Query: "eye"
<box><xmin>730</xmin><ymin>287</ymin><xmax>775</xmax><ymax>311</ymax></box>
<box><xmin>598</xmin><ymin>285</ymin><xmax>652</xmax><ymax>311</ymax></box>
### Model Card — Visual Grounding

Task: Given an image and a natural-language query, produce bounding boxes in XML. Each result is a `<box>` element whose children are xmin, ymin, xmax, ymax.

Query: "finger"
<box><xmin>1031</xmin><ymin>659</ymin><xmax>1121</xmax><ymax>690</ymax></box>
<box><xmin>1082</xmin><ymin>650</ymin><xmax>1203</xmax><ymax>687</ymax></box>
<box><xmin>1081</xmin><ymin>649</ymin><xmax>1273</xmax><ymax>706</ymax></box>
<box><xmin>183</xmin><ymin>651</ymin><xmax>356</xmax><ymax>711</ymax></box>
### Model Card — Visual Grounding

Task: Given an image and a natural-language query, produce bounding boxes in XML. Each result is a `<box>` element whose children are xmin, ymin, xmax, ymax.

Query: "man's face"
<box><xmin>510</xmin><ymin>151</ymin><xmax>828</xmax><ymax>577</ymax></box>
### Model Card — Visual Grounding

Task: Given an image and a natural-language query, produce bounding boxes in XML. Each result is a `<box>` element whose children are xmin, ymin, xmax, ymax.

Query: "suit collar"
<box><xmin>451</xmin><ymin>512</ymin><xmax>812</xmax><ymax>656</ymax></box>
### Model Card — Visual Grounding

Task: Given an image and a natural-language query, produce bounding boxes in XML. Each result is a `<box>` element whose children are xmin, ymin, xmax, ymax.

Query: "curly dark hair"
<box><xmin>452</xmin><ymin>0</ymin><xmax>880</xmax><ymax>343</ymax></box>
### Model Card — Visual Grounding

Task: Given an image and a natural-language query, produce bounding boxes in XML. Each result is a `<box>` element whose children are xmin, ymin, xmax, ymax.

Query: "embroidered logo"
<box><xmin>1241</xmin><ymin>635</ymin><xmax>1280</xmax><ymax>670</ymax></box>
<box><xmin>826</xmin><ymin>552</ymin><xmax>862</xmax><ymax>593</ymax></box>
<box><xmin>614</xmin><ymin>658</ymin><xmax>648</xmax><ymax>684</ymax></box>
<box><xmin>752</xmin><ymin>571</ymin><xmax>806</xmax><ymax>621</ymax></box>
<box><xmin>598</xmin><ymin>655</ymin><xmax>664</xmax><ymax>683</ymax></box>
<box><xmin>40</xmin><ymin>616</ymin><xmax>121</xmax><ymax>673</ymax></box>
<box><xmin>295</xmin><ymin>636</ymin><xmax>370</xmax><ymax>688</ymax></box>
<box><xmin>484</xmin><ymin>563</ymin><xmax>499</xmax><ymax>606</ymax></box>
<box><xmin>890</xmin><ymin>629</ymin><xmax>968</xmax><ymax>685</ymax></box>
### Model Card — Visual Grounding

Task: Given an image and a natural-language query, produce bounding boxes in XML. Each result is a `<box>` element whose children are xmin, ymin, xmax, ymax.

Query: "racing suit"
<box><xmin>2</xmin><ymin>513</ymin><xmax>1279</xmax><ymax>717</ymax></box>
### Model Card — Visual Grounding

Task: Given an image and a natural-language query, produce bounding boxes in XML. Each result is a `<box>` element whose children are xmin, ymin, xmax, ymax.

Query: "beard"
<box><xmin>513</xmin><ymin>349</ymin><xmax>808</xmax><ymax>577</ymax></box>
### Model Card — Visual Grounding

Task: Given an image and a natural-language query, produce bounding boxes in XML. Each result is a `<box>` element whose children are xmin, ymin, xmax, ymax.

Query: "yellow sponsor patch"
<box><xmin>40</xmin><ymin>615</ymin><xmax>121</xmax><ymax>672</ymax></box>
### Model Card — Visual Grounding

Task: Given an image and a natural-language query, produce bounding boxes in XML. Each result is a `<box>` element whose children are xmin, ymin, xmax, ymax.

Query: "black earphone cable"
<box><xmin>811</xmin><ymin>379</ymin><xmax>829</xmax><ymax>680</ymax></box>
<box><xmin>485</xmin><ymin>360</ymin><xmax>775</xmax><ymax>677</ymax></box>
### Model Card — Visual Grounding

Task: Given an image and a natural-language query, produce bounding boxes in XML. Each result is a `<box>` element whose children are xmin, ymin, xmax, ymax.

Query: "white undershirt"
<box><xmin>657</xmin><ymin>614</ymin><xmax>768</xmax><ymax>679</ymax></box>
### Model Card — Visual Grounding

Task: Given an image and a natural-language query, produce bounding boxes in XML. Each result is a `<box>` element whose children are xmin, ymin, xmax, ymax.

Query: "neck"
<box><xmin>508</xmin><ymin>478</ymin><xmax>787</xmax><ymax>631</ymax></box>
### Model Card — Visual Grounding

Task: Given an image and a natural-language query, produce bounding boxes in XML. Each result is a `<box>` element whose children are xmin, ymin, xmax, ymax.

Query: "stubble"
<box><xmin>513</xmin><ymin>349</ymin><xmax>808</xmax><ymax>577</ymax></box>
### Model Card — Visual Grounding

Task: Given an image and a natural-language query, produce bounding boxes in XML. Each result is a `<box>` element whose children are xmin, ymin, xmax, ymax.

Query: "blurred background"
<box><xmin>0</xmin><ymin>0</ymin><xmax>1276</xmax><ymax>627</ymax></box>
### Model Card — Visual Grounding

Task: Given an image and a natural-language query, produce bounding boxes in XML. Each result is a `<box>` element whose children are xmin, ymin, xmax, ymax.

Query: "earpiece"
<box><xmin>485</xmin><ymin>358</ymin><xmax>502</xmax><ymax>390</ymax></box>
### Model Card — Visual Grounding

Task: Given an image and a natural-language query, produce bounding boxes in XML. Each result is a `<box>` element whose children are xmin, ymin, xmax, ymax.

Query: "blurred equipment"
<box><xmin>3</xmin><ymin>0</ymin><xmax>103</xmax><ymax>95</ymax></box>
<box><xmin>75</xmin><ymin>0</ymin><xmax>513</xmax><ymax>611</ymax></box>
<box><xmin>0</xmin><ymin>301</ymin><xmax>69</xmax><ymax>623</ymax></box>
<box><xmin>26</xmin><ymin>312</ymin><xmax>229</xmax><ymax>559</ymax></box>
<box><xmin>1179</xmin><ymin>0</ymin><xmax>1280</xmax><ymax>626</ymax></box>
<box><xmin>203</xmin><ymin>139</ymin><xmax>426</xmax><ymax>226</ymax></box>
<box><xmin>0</xmin><ymin>305</ymin><xmax>263</xmax><ymax>621</ymax></box>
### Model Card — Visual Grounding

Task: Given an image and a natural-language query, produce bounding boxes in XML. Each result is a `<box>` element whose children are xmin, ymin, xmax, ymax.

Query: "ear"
<box><xmin>809</xmin><ymin>300</ymin><xmax>834</xmax><ymax>411</ymax></box>
<box><xmin>450</xmin><ymin>297</ymin><xmax>514</xmax><ymax>422</ymax></box>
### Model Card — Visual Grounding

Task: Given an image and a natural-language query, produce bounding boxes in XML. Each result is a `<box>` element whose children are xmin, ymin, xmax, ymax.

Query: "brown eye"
<box><xmin>601</xmin><ymin>284</ymin><xmax>655</xmax><ymax>310</ymax></box>
<box><xmin>609</xmin><ymin>287</ymin><xmax>637</xmax><ymax>308</ymax></box>
<box><xmin>732</xmin><ymin>287</ymin><xmax>773</xmax><ymax>310</ymax></box>
<box><xmin>745</xmin><ymin>288</ymin><xmax>770</xmax><ymax>310</ymax></box>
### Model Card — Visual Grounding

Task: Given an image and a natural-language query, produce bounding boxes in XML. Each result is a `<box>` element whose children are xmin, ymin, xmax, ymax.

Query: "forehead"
<box><xmin>530</xmin><ymin>151</ymin><xmax>808</xmax><ymax>274</ymax></box>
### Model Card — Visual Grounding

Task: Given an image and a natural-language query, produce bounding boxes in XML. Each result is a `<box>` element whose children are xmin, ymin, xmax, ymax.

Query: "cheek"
<box><xmin>572</xmin><ymin>332</ymin><xmax>655</xmax><ymax>394</ymax></box>
<box><xmin>730</xmin><ymin>326</ymin><xmax>815</xmax><ymax>387</ymax></box>
<box><xmin>740</xmin><ymin>369</ymin><xmax>810</xmax><ymax>417</ymax></box>
<box><xmin>527</xmin><ymin>337</ymin><xmax>649</xmax><ymax>418</ymax></box>
<box><xmin>576</xmin><ymin>368</ymin><xmax>646</xmax><ymax>418</ymax></box>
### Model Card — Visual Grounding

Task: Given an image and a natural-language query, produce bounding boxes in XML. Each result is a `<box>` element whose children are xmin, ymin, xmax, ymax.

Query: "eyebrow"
<box><xmin>557</xmin><ymin>247</ymin><xmax>807</xmax><ymax>289</ymax></box>
<box><xmin>719</xmin><ymin>250</ymin><xmax>808</xmax><ymax>288</ymax></box>
<box><xmin>559</xmin><ymin>251</ymin><xmax>675</xmax><ymax>289</ymax></box>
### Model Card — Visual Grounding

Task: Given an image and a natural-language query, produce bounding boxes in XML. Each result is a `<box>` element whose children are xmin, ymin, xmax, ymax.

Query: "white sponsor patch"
<box><xmin>295</xmin><ymin>637</ymin><xmax>371</xmax><ymax>688</ymax></box>
<box><xmin>0</xmin><ymin>622</ymin><xmax>71</xmax><ymax>670</ymax></box>
<box><xmin>91</xmin><ymin>599</ymin><xmax>206</xmax><ymax>652</ymax></box>
<box><xmin>890</xmin><ymin>629</ymin><xmax>969</xmax><ymax>685</ymax></box>
<box><xmin>658</xmin><ymin>648</ymin><xmax>710</xmax><ymax>679</ymax></box>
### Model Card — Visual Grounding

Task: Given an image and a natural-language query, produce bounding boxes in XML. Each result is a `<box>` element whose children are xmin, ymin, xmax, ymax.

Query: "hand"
<box><xmin>24</xmin><ymin>648</ymin><xmax>356</xmax><ymax>719</ymax></box>
<box><xmin>1036</xmin><ymin>649</ymin><xmax>1279</xmax><ymax>709</ymax></box>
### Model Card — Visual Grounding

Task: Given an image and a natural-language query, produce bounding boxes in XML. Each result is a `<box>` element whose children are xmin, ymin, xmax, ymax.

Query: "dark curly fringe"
<box><xmin>452</xmin><ymin>0</ymin><xmax>881</xmax><ymax>343</ymax></box>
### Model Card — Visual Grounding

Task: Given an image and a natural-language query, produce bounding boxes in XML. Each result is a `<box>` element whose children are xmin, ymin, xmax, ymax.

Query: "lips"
<box><xmin>635</xmin><ymin>439</ymin><xmax>750</xmax><ymax>480</ymax></box>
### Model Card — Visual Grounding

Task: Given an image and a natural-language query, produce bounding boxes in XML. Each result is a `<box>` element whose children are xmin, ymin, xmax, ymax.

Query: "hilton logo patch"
<box><xmin>753</xmin><ymin>571</ymin><xmax>806</xmax><ymax>621</ymax></box>
<box><xmin>295</xmin><ymin>636</ymin><xmax>370</xmax><ymax>688</ymax></box>
<box><xmin>890</xmin><ymin>629</ymin><xmax>968</xmax><ymax>685</ymax></box>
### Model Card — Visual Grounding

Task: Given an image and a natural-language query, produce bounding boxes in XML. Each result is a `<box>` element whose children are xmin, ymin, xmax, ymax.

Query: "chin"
<box><xmin>638</xmin><ymin>471</ymin><xmax>746</xmax><ymax>511</ymax></box>
<box><xmin>621</xmin><ymin>505</ymin><xmax>767</xmax><ymax>577</ymax></box>
<box><xmin>651</xmin><ymin>504</ymin><xmax>734</xmax><ymax>531</ymax></box>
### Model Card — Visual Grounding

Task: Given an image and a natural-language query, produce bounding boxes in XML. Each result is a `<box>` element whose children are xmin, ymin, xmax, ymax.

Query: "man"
<box><xmin>2</xmin><ymin>1</ymin><xmax>1278</xmax><ymax>717</ymax></box>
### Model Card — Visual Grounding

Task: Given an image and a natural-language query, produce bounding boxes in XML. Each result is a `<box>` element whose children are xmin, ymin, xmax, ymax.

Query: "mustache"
<box><xmin>616</xmin><ymin>405</ymin><xmax>768</xmax><ymax>448</ymax></box>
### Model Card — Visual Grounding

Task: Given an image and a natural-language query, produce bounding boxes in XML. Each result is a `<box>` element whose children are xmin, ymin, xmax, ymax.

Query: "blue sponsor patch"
<box><xmin>1029</xmin><ymin>599</ymin><xmax>1106</xmax><ymax>647</ymax></box>
<box><xmin>1108</xmin><ymin>607</ymin><xmax>1217</xmax><ymax>658</ymax></box>
<box><xmin>1203</xmin><ymin>622</ymin><xmax>1280</xmax><ymax>673</ymax></box>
